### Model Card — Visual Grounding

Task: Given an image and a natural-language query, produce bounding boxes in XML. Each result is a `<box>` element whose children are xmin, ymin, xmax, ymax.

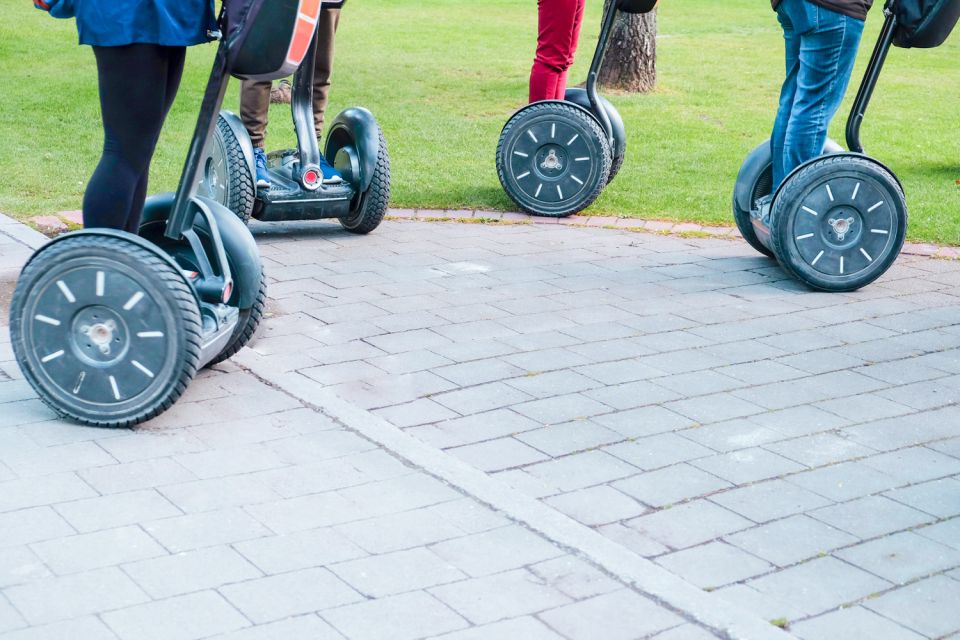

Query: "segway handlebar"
<box><xmin>845</xmin><ymin>2</ymin><xmax>898</xmax><ymax>154</ymax></box>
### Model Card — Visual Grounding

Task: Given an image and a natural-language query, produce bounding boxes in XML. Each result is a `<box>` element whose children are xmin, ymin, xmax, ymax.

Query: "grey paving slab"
<box><xmin>0</xmin><ymin>616</ymin><xmax>120</xmax><ymax>640</ymax></box>
<box><xmin>101</xmin><ymin>591</ymin><xmax>250</xmax><ymax>640</ymax></box>
<box><xmin>536</xmin><ymin>589</ymin><xmax>684</xmax><ymax>640</ymax></box>
<box><xmin>655</xmin><ymin>541</ymin><xmax>774</xmax><ymax>589</ymax></box>
<box><xmin>863</xmin><ymin>575</ymin><xmax>960</xmax><ymax>638</ymax></box>
<box><xmin>626</xmin><ymin>499</ymin><xmax>754</xmax><ymax>550</ymax></box>
<box><xmin>543</xmin><ymin>485</ymin><xmax>648</xmax><ymax>526</ymax></box>
<box><xmin>431</xmin><ymin>616</ymin><xmax>565</xmax><ymax>640</ymax></box>
<box><xmin>614</xmin><ymin>464</ymin><xmax>732</xmax><ymax>508</ymax></box>
<box><xmin>330</xmin><ymin>547</ymin><xmax>466</xmax><ymax>597</ymax></box>
<box><xmin>31</xmin><ymin>526</ymin><xmax>166</xmax><ymax>575</ymax></box>
<box><xmin>809</xmin><ymin>495</ymin><xmax>936</xmax><ymax>539</ymax></box>
<box><xmin>322</xmin><ymin>591</ymin><xmax>469</xmax><ymax>640</ymax></box>
<box><xmin>724</xmin><ymin>515</ymin><xmax>858</xmax><ymax>568</ymax></box>
<box><xmin>221</xmin><ymin>567</ymin><xmax>363</xmax><ymax>624</ymax></box>
<box><xmin>709</xmin><ymin>479</ymin><xmax>833</xmax><ymax>524</ymax></box>
<box><xmin>429</xmin><ymin>526</ymin><xmax>564</xmax><ymax>578</ymax></box>
<box><xmin>791</xmin><ymin>606</ymin><xmax>926</xmax><ymax>640</ymax></box>
<box><xmin>209</xmin><ymin>615</ymin><xmax>345</xmax><ymax>640</ymax></box>
<box><xmin>885</xmin><ymin>478</ymin><xmax>960</xmax><ymax>518</ymax></box>
<box><xmin>4</xmin><ymin>567</ymin><xmax>149</xmax><ymax>625</ymax></box>
<box><xmin>836</xmin><ymin>531</ymin><xmax>960</xmax><ymax>584</ymax></box>
<box><xmin>429</xmin><ymin>568</ymin><xmax>572</xmax><ymax>625</ymax></box>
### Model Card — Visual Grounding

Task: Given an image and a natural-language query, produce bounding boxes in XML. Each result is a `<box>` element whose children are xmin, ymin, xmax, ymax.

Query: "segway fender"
<box><xmin>21</xmin><ymin>227</ymin><xmax>196</xmax><ymax>304</ymax></box>
<box><xmin>194</xmin><ymin>196</ymin><xmax>263</xmax><ymax>310</ymax></box>
<box><xmin>564</xmin><ymin>88</ymin><xmax>626</xmax><ymax>159</ymax></box>
<box><xmin>734</xmin><ymin>141</ymin><xmax>773</xmax><ymax>215</ymax></box>
<box><xmin>141</xmin><ymin>193</ymin><xmax>262</xmax><ymax>309</ymax></box>
<box><xmin>772</xmin><ymin>151</ymin><xmax>904</xmax><ymax>204</ymax></box>
<box><xmin>325</xmin><ymin>107</ymin><xmax>380</xmax><ymax>192</ymax></box>
<box><xmin>218</xmin><ymin>110</ymin><xmax>256</xmax><ymax>184</ymax></box>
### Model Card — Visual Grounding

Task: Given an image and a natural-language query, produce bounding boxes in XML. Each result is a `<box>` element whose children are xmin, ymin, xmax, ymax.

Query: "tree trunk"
<box><xmin>597</xmin><ymin>1</ymin><xmax>657</xmax><ymax>93</ymax></box>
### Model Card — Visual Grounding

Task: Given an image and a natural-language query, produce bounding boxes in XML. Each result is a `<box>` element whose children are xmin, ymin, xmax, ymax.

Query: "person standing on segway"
<box><xmin>768</xmin><ymin>0</ymin><xmax>874</xmax><ymax>193</ymax></box>
<box><xmin>34</xmin><ymin>0</ymin><xmax>216</xmax><ymax>233</ymax></box>
<box><xmin>240</xmin><ymin>3</ymin><xmax>343</xmax><ymax>189</ymax></box>
<box><xmin>530</xmin><ymin>0</ymin><xmax>587</xmax><ymax>102</ymax></box>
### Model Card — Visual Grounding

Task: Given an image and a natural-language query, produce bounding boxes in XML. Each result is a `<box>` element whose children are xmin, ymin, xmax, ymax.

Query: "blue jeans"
<box><xmin>771</xmin><ymin>0</ymin><xmax>865</xmax><ymax>187</ymax></box>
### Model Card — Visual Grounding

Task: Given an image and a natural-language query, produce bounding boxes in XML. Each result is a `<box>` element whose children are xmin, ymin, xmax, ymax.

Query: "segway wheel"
<box><xmin>608</xmin><ymin>148</ymin><xmax>626</xmax><ymax>186</ymax></box>
<box><xmin>339</xmin><ymin>128</ymin><xmax>391</xmax><ymax>235</ymax></box>
<box><xmin>200</xmin><ymin>116</ymin><xmax>256</xmax><ymax>223</ymax></box>
<box><xmin>770</xmin><ymin>154</ymin><xmax>907</xmax><ymax>292</ymax></box>
<box><xmin>496</xmin><ymin>102</ymin><xmax>611</xmax><ymax>217</ymax></box>
<box><xmin>732</xmin><ymin>159</ymin><xmax>776</xmax><ymax>258</ymax></box>
<box><xmin>207</xmin><ymin>269</ymin><xmax>267</xmax><ymax>366</ymax></box>
<box><xmin>10</xmin><ymin>235</ymin><xmax>203</xmax><ymax>427</ymax></box>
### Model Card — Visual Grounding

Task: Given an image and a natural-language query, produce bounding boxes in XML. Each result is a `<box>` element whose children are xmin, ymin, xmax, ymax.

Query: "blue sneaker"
<box><xmin>318</xmin><ymin>152</ymin><xmax>343</xmax><ymax>184</ymax></box>
<box><xmin>253</xmin><ymin>147</ymin><xmax>271</xmax><ymax>189</ymax></box>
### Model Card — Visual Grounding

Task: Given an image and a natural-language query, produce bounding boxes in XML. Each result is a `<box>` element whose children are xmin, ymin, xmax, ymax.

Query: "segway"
<box><xmin>199</xmin><ymin>0</ymin><xmax>390</xmax><ymax>234</ymax></box>
<box><xmin>496</xmin><ymin>0</ymin><xmax>659</xmax><ymax>217</ymax></box>
<box><xmin>733</xmin><ymin>0</ymin><xmax>960</xmax><ymax>292</ymax></box>
<box><xmin>9</xmin><ymin>0</ymin><xmax>326</xmax><ymax>427</ymax></box>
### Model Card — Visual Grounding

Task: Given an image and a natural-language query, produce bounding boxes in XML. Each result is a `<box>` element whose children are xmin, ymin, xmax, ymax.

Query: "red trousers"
<box><xmin>529</xmin><ymin>0</ymin><xmax>587</xmax><ymax>102</ymax></box>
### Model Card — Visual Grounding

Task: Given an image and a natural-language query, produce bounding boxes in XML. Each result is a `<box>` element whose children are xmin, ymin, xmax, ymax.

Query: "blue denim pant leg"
<box><xmin>770</xmin><ymin>0</ymin><xmax>865</xmax><ymax>187</ymax></box>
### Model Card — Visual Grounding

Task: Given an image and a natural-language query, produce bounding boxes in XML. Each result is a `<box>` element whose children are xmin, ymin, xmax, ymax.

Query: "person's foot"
<box><xmin>318</xmin><ymin>152</ymin><xmax>343</xmax><ymax>184</ymax></box>
<box><xmin>270</xmin><ymin>79</ymin><xmax>292</xmax><ymax>105</ymax></box>
<box><xmin>254</xmin><ymin>147</ymin><xmax>271</xmax><ymax>189</ymax></box>
<box><xmin>754</xmin><ymin>194</ymin><xmax>773</xmax><ymax>221</ymax></box>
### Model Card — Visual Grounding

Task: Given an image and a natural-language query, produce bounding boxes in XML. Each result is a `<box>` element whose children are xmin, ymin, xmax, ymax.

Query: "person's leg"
<box><xmin>556</xmin><ymin>0</ymin><xmax>587</xmax><ymax>99</ymax></box>
<box><xmin>781</xmin><ymin>3</ymin><xmax>865</xmax><ymax>181</ymax></box>
<box><xmin>313</xmin><ymin>7</ymin><xmax>341</xmax><ymax>139</ymax></box>
<box><xmin>83</xmin><ymin>44</ymin><xmax>185</xmax><ymax>231</ymax></box>
<box><xmin>126</xmin><ymin>47</ymin><xmax>186</xmax><ymax>234</ymax></box>
<box><xmin>529</xmin><ymin>0</ymin><xmax>580</xmax><ymax>103</ymax></box>
<box><xmin>240</xmin><ymin>79</ymin><xmax>273</xmax><ymax>187</ymax></box>
<box><xmin>771</xmin><ymin>0</ymin><xmax>803</xmax><ymax>188</ymax></box>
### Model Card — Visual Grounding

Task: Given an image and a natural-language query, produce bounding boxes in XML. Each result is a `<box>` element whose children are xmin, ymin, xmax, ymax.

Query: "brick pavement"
<box><xmin>2</xmin><ymin>213</ymin><xmax>960</xmax><ymax>638</ymax></box>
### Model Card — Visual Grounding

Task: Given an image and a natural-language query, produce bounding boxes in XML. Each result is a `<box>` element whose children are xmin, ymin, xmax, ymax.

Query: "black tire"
<box><xmin>339</xmin><ymin>128</ymin><xmax>391</xmax><ymax>234</ymax></box>
<box><xmin>608</xmin><ymin>148</ymin><xmax>626</xmax><ymax>186</ymax></box>
<box><xmin>207</xmin><ymin>269</ymin><xmax>267</xmax><ymax>366</ymax></box>
<box><xmin>770</xmin><ymin>154</ymin><xmax>907</xmax><ymax>292</ymax></box>
<box><xmin>199</xmin><ymin>115</ymin><xmax>256</xmax><ymax>224</ymax></box>
<box><xmin>10</xmin><ymin>235</ymin><xmax>202</xmax><ymax>427</ymax></box>
<box><xmin>733</xmin><ymin>149</ymin><xmax>776</xmax><ymax>258</ymax></box>
<box><xmin>496</xmin><ymin>102</ymin><xmax>611</xmax><ymax>217</ymax></box>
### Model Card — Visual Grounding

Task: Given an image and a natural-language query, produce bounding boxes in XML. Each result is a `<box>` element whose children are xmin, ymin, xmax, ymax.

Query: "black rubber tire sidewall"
<box><xmin>733</xmin><ymin>157</ymin><xmax>776</xmax><ymax>258</ymax></box>
<box><xmin>207</xmin><ymin>269</ymin><xmax>267</xmax><ymax>366</ymax></box>
<box><xmin>208</xmin><ymin>116</ymin><xmax>256</xmax><ymax>224</ymax></box>
<box><xmin>339</xmin><ymin>128</ymin><xmax>391</xmax><ymax>235</ymax></box>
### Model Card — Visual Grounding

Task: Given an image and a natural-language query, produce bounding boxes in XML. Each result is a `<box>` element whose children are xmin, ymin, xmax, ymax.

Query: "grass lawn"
<box><xmin>1</xmin><ymin>0</ymin><xmax>958</xmax><ymax>242</ymax></box>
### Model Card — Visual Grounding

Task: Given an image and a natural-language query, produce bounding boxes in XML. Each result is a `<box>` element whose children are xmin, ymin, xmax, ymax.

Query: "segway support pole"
<box><xmin>586</xmin><ymin>2</ymin><xmax>620</xmax><ymax>147</ymax></box>
<box><xmin>845</xmin><ymin>1</ymin><xmax>898</xmax><ymax>153</ymax></box>
<box><xmin>292</xmin><ymin>36</ymin><xmax>322</xmax><ymax>172</ymax></box>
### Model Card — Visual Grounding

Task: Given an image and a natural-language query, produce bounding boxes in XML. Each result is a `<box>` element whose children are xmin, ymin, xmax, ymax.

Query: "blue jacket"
<box><xmin>38</xmin><ymin>0</ymin><xmax>217</xmax><ymax>47</ymax></box>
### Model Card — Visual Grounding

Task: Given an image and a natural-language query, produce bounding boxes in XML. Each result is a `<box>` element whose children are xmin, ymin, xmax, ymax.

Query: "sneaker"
<box><xmin>254</xmin><ymin>147</ymin><xmax>271</xmax><ymax>189</ymax></box>
<box><xmin>754</xmin><ymin>194</ymin><xmax>773</xmax><ymax>222</ymax></box>
<box><xmin>318</xmin><ymin>152</ymin><xmax>343</xmax><ymax>184</ymax></box>
<box><xmin>270</xmin><ymin>79</ymin><xmax>292</xmax><ymax>105</ymax></box>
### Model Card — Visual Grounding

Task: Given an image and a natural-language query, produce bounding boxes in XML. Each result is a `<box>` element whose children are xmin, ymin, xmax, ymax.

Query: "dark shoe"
<box><xmin>318</xmin><ymin>152</ymin><xmax>343</xmax><ymax>184</ymax></box>
<box><xmin>754</xmin><ymin>194</ymin><xmax>773</xmax><ymax>222</ymax></box>
<box><xmin>254</xmin><ymin>147</ymin><xmax>271</xmax><ymax>189</ymax></box>
<box><xmin>270</xmin><ymin>79</ymin><xmax>292</xmax><ymax>105</ymax></box>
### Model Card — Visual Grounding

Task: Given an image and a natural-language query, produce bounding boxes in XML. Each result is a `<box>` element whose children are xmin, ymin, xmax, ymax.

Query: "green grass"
<box><xmin>1</xmin><ymin>0</ymin><xmax>958</xmax><ymax>242</ymax></box>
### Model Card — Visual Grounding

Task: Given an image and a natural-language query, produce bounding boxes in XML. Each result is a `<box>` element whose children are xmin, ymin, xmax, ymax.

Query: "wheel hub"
<box><xmin>71</xmin><ymin>305</ymin><xmax>130</xmax><ymax>366</ymax></box>
<box><xmin>821</xmin><ymin>206</ymin><xmax>864</xmax><ymax>250</ymax></box>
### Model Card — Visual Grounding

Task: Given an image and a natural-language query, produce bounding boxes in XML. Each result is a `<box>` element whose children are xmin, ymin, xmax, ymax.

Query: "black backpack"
<box><xmin>893</xmin><ymin>0</ymin><xmax>960</xmax><ymax>47</ymax></box>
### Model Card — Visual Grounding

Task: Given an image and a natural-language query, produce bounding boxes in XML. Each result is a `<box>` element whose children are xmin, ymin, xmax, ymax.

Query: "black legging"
<box><xmin>83</xmin><ymin>44</ymin><xmax>186</xmax><ymax>232</ymax></box>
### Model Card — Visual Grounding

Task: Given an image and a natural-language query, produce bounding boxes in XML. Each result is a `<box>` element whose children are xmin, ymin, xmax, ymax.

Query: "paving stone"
<box><xmin>678</xmin><ymin>420</ymin><xmax>784</xmax><ymax>453</ymax></box>
<box><xmin>430</xmin><ymin>526</ymin><xmax>564</xmax><ymax>577</ymax></box>
<box><xmin>574</xmin><ymin>359</ymin><xmax>669</xmax><ymax>385</ymax></box>
<box><xmin>374</xmin><ymin>398</ymin><xmax>460</xmax><ymax>428</ymax></box>
<box><xmin>78</xmin><ymin>459</ymin><xmax>197</xmax><ymax>495</ymax></box>
<box><xmin>447</xmin><ymin>438</ymin><xmax>548</xmax><ymax>472</ymax></box>
<box><xmin>429</xmin><ymin>568</ymin><xmax>570</xmax><ymax>625</ymax></box>
<box><xmin>330</xmin><ymin>547</ymin><xmax>465</xmax><ymax>597</ymax></box>
<box><xmin>581</xmin><ymin>381</ymin><xmax>681</xmax><ymax>412</ymax></box>
<box><xmin>0</xmin><ymin>547</ymin><xmax>51</xmax><ymax>589</ymax></box>
<box><xmin>750</xmin><ymin>405</ymin><xmax>852</xmax><ymax>438</ymax></box>
<box><xmin>334</xmin><ymin>507</ymin><xmax>468</xmax><ymax>554</ymax></box>
<box><xmin>714</xmin><ymin>584</ymin><xmax>809</xmax><ymax>625</ymax></box>
<box><xmin>837</xmin><ymin>531</ymin><xmax>960</xmax><ymax>584</ymax></box>
<box><xmin>860</xmin><ymin>446</ymin><xmax>960</xmax><ymax>484</ymax></box>
<box><xmin>843</xmin><ymin>406</ymin><xmax>960</xmax><ymax>451</ymax></box>
<box><xmin>420</xmin><ymin>410</ymin><xmax>543</xmax><ymax>449</ymax></box>
<box><xmin>596</xmin><ymin>523</ymin><xmax>670</xmax><ymax>557</ymax></box>
<box><xmin>604</xmin><ymin>433</ymin><xmax>716</xmax><ymax>471</ymax></box>
<box><xmin>792</xmin><ymin>606</ymin><xmax>926</xmax><ymax>640</ymax></box>
<box><xmin>322</xmin><ymin>591</ymin><xmax>468</xmax><ymax>640</ymax></box>
<box><xmin>0</xmin><ymin>472</ymin><xmax>97</xmax><ymax>514</ymax></box>
<box><xmin>785</xmin><ymin>461</ymin><xmax>899</xmax><ymax>501</ymax></box>
<box><xmin>810</xmin><ymin>495</ymin><xmax>935</xmax><ymax>539</ymax></box>
<box><xmin>523</xmin><ymin>451</ymin><xmax>638</xmax><ymax>492</ymax></box>
<box><xmin>504</xmin><ymin>370</ymin><xmax>601</xmax><ymax>399</ymax></box>
<box><xmin>626</xmin><ymin>499</ymin><xmax>753</xmax><ymax>549</ymax></box>
<box><xmin>692</xmin><ymin>448</ymin><xmax>805</xmax><ymax>485</ymax></box>
<box><xmin>0</xmin><ymin>507</ymin><xmax>75</xmax><ymax>549</ymax></box>
<box><xmin>0</xmin><ymin>616</ymin><xmax>119</xmax><ymax>640</ymax></box>
<box><xmin>747</xmin><ymin>557</ymin><xmax>891</xmax><ymax>616</ymax></box>
<box><xmin>144</xmin><ymin>507</ymin><xmax>271</xmax><ymax>553</ymax></box>
<box><xmin>0</xmin><ymin>594</ymin><xmax>25</xmax><ymax>633</ymax></box>
<box><xmin>724</xmin><ymin>515</ymin><xmax>858</xmax><ymax>567</ymax></box>
<box><xmin>433</xmin><ymin>382</ymin><xmax>534</xmax><ymax>416</ymax></box>
<box><xmin>54</xmin><ymin>489</ymin><xmax>182</xmax><ymax>533</ymax></box>
<box><xmin>513</xmin><ymin>393</ymin><xmax>614</xmax><ymax>424</ymax></box>
<box><xmin>4</xmin><ymin>567</ymin><xmax>149</xmax><ymax>625</ymax></box>
<box><xmin>592</xmin><ymin>405</ymin><xmax>696</xmax><ymax>438</ymax></box>
<box><xmin>650</xmin><ymin>624</ymin><xmax>722</xmax><ymax>640</ymax></box>
<box><xmin>915</xmin><ymin>517</ymin><xmax>960</xmax><ymax>550</ymax></box>
<box><xmin>863</xmin><ymin>575</ymin><xmax>960</xmax><ymax>638</ymax></box>
<box><xmin>816</xmin><ymin>393</ymin><xmax>913</xmax><ymax>422</ymax></box>
<box><xmin>885</xmin><ymin>478</ymin><xmax>960</xmax><ymax>518</ymax></box>
<box><xmin>123</xmin><ymin>545</ymin><xmax>262</xmax><ymax>599</ymax></box>
<box><xmin>710</xmin><ymin>479</ymin><xmax>832</xmax><ymax>524</ymax></box>
<box><xmin>31</xmin><ymin>525</ymin><xmax>166</xmax><ymax>575</ymax></box>
<box><xmin>537</xmin><ymin>588</ymin><xmax>683</xmax><ymax>640</ymax></box>
<box><xmin>102</xmin><ymin>591</ymin><xmax>249</xmax><ymax>640</ymax></box>
<box><xmin>210</xmin><ymin>615</ymin><xmax>345</xmax><ymax>640</ymax></box>
<box><xmin>657</xmin><ymin>540</ymin><xmax>773</xmax><ymax>589</ymax></box>
<box><xmin>501</xmin><ymin>348</ymin><xmax>591</xmax><ymax>373</ymax></box>
<box><xmin>432</xmin><ymin>616</ymin><xmax>565</xmax><ymax>640</ymax></box>
<box><xmin>766</xmin><ymin>433</ymin><xmax>877</xmax><ymax>467</ymax></box>
<box><xmin>158</xmin><ymin>474</ymin><xmax>283</xmax><ymax>513</ymax></box>
<box><xmin>717</xmin><ymin>361</ymin><xmax>807</xmax><ymax>386</ymax></box>
<box><xmin>528</xmin><ymin>556</ymin><xmax>621</xmax><ymax>600</ymax></box>
<box><xmin>614</xmin><ymin>464</ymin><xmax>731</xmax><ymax>508</ymax></box>
<box><xmin>221</xmin><ymin>567</ymin><xmax>363</xmax><ymax>624</ymax></box>
<box><xmin>434</xmin><ymin>358</ymin><xmax>527</xmax><ymax>387</ymax></box>
<box><xmin>666</xmin><ymin>392</ymin><xmax>766</xmax><ymax>424</ymax></box>
<box><xmin>1</xmin><ymin>441</ymin><xmax>117</xmax><ymax>478</ymax></box>
<box><xmin>516</xmin><ymin>420</ymin><xmax>623</xmax><ymax>457</ymax></box>
<box><xmin>365</xmin><ymin>349</ymin><xmax>454</xmax><ymax>375</ymax></box>
<box><xmin>543</xmin><ymin>485</ymin><xmax>647</xmax><ymax>526</ymax></box>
